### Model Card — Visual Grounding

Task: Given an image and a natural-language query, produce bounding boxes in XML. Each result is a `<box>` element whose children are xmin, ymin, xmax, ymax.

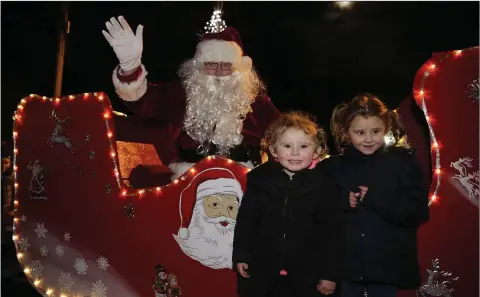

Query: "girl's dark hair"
<box><xmin>330</xmin><ymin>93</ymin><xmax>408</xmax><ymax>153</ymax></box>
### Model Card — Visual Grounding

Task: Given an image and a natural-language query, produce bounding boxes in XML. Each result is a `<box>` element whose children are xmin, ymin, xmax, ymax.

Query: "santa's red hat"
<box><xmin>177</xmin><ymin>168</ymin><xmax>244</xmax><ymax>240</ymax></box>
<box><xmin>194</xmin><ymin>27</ymin><xmax>252</xmax><ymax>71</ymax></box>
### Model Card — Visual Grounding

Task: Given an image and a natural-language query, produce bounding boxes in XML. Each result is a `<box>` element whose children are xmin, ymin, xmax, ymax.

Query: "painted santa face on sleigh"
<box><xmin>203</xmin><ymin>194</ymin><xmax>239</xmax><ymax>230</ymax></box>
<box><xmin>204</xmin><ymin>62</ymin><xmax>233</xmax><ymax>77</ymax></box>
<box><xmin>174</xmin><ymin>177</ymin><xmax>243</xmax><ymax>269</ymax></box>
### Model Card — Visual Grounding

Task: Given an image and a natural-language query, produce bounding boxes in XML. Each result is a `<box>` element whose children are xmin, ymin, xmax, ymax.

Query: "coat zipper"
<box><xmin>281</xmin><ymin>176</ymin><xmax>293</xmax><ymax>273</ymax></box>
<box><xmin>283</xmin><ymin>176</ymin><xmax>293</xmax><ymax>239</ymax></box>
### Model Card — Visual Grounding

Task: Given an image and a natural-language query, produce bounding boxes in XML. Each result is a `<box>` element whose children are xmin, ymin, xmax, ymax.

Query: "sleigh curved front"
<box><xmin>407</xmin><ymin>47</ymin><xmax>479</xmax><ymax>297</ymax></box>
<box><xmin>12</xmin><ymin>92</ymin><xmax>249</xmax><ymax>297</ymax></box>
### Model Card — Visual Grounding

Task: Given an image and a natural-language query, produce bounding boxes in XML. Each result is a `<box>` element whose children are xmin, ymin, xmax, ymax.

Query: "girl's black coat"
<box><xmin>233</xmin><ymin>161</ymin><xmax>345</xmax><ymax>297</ymax></box>
<box><xmin>328</xmin><ymin>146</ymin><xmax>429</xmax><ymax>289</ymax></box>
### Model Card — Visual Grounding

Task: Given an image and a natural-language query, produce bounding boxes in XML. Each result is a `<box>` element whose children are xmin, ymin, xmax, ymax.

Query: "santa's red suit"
<box><xmin>103</xmin><ymin>17</ymin><xmax>280</xmax><ymax>179</ymax></box>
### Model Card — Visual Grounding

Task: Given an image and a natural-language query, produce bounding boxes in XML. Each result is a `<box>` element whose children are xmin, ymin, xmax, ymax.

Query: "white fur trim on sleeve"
<box><xmin>194</xmin><ymin>40</ymin><xmax>243</xmax><ymax>65</ymax></box>
<box><xmin>112</xmin><ymin>64</ymin><xmax>148</xmax><ymax>102</ymax></box>
<box><xmin>168</xmin><ymin>162</ymin><xmax>195</xmax><ymax>181</ymax></box>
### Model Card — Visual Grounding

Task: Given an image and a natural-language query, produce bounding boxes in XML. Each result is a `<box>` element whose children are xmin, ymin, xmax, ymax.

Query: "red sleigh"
<box><xmin>12</xmin><ymin>92</ymin><xmax>249</xmax><ymax>297</ymax></box>
<box><xmin>12</xmin><ymin>46</ymin><xmax>478</xmax><ymax>297</ymax></box>
<box><xmin>396</xmin><ymin>46</ymin><xmax>479</xmax><ymax>297</ymax></box>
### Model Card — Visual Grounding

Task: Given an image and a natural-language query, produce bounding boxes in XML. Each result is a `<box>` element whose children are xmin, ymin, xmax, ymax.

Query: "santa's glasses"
<box><xmin>204</xmin><ymin>62</ymin><xmax>233</xmax><ymax>70</ymax></box>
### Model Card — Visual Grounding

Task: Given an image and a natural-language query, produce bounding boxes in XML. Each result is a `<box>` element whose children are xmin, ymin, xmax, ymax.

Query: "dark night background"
<box><xmin>1</xmin><ymin>1</ymin><xmax>479</xmax><ymax>143</ymax></box>
<box><xmin>0</xmin><ymin>2</ymin><xmax>479</xmax><ymax>296</ymax></box>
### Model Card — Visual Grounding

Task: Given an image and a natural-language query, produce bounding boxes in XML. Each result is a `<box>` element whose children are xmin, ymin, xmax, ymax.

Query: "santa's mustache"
<box><xmin>203</xmin><ymin>216</ymin><xmax>236</xmax><ymax>226</ymax></box>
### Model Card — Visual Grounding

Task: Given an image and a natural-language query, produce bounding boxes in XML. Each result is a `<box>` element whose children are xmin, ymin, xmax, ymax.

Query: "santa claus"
<box><xmin>102</xmin><ymin>15</ymin><xmax>280</xmax><ymax>179</ymax></box>
<box><xmin>172</xmin><ymin>170</ymin><xmax>243</xmax><ymax>270</ymax></box>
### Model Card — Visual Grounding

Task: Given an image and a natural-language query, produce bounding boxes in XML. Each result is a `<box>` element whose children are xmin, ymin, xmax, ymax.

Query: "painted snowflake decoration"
<box><xmin>63</xmin><ymin>232</ymin><xmax>71</xmax><ymax>242</ymax></box>
<box><xmin>96</xmin><ymin>256</ymin><xmax>110</xmax><ymax>271</ymax></box>
<box><xmin>39</xmin><ymin>245</ymin><xmax>48</xmax><ymax>257</ymax></box>
<box><xmin>55</xmin><ymin>244</ymin><xmax>65</xmax><ymax>257</ymax></box>
<box><xmin>20</xmin><ymin>214</ymin><xmax>27</xmax><ymax>222</ymax></box>
<box><xmin>58</xmin><ymin>270</ymin><xmax>74</xmax><ymax>292</ymax></box>
<box><xmin>35</xmin><ymin>223</ymin><xmax>48</xmax><ymax>239</ymax></box>
<box><xmin>74</xmin><ymin>257</ymin><xmax>88</xmax><ymax>275</ymax></box>
<box><xmin>30</xmin><ymin>260</ymin><xmax>44</xmax><ymax>279</ymax></box>
<box><xmin>17</xmin><ymin>236</ymin><xmax>31</xmax><ymax>252</ymax></box>
<box><xmin>91</xmin><ymin>280</ymin><xmax>108</xmax><ymax>297</ymax></box>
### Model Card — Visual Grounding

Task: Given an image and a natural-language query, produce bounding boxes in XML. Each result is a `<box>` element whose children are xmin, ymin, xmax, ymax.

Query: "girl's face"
<box><xmin>269</xmin><ymin>127</ymin><xmax>320</xmax><ymax>176</ymax></box>
<box><xmin>347</xmin><ymin>115</ymin><xmax>386</xmax><ymax>155</ymax></box>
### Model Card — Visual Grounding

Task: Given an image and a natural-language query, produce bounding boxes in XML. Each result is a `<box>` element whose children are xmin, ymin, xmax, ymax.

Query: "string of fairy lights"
<box><xmin>11</xmin><ymin>93</ymin><xmax>121</xmax><ymax>297</ymax></box>
<box><xmin>10</xmin><ymin>92</ymin><xmax>250</xmax><ymax>296</ymax></box>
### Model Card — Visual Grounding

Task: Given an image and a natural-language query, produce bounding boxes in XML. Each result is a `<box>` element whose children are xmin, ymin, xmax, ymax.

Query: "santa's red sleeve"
<box><xmin>112</xmin><ymin>64</ymin><xmax>186</xmax><ymax>124</ymax></box>
<box><xmin>249</xmin><ymin>95</ymin><xmax>281</xmax><ymax>136</ymax></box>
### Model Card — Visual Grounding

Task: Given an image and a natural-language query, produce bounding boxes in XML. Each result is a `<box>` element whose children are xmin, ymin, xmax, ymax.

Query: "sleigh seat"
<box><xmin>113</xmin><ymin>112</ymin><xmax>175</xmax><ymax>188</ymax></box>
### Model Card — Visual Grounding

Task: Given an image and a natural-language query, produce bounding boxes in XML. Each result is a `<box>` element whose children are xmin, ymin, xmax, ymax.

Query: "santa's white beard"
<box><xmin>173</xmin><ymin>200</ymin><xmax>236</xmax><ymax>269</ymax></box>
<box><xmin>179</xmin><ymin>59</ymin><xmax>264</xmax><ymax>155</ymax></box>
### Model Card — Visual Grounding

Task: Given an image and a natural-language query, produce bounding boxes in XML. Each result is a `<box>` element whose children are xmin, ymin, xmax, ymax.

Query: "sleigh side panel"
<box><xmin>408</xmin><ymin>47</ymin><xmax>479</xmax><ymax>297</ymax></box>
<box><xmin>13</xmin><ymin>93</ymin><xmax>134</xmax><ymax>296</ymax></box>
<box><xmin>12</xmin><ymin>92</ymin><xmax>247</xmax><ymax>297</ymax></box>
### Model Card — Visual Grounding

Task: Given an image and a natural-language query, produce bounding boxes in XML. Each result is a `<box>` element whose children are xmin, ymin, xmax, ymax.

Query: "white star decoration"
<box><xmin>55</xmin><ymin>244</ymin><xmax>65</xmax><ymax>257</ymax></box>
<box><xmin>63</xmin><ymin>232</ymin><xmax>71</xmax><ymax>242</ymax></box>
<box><xmin>96</xmin><ymin>256</ymin><xmax>110</xmax><ymax>271</ymax></box>
<box><xmin>74</xmin><ymin>257</ymin><xmax>88</xmax><ymax>275</ymax></box>
<box><xmin>17</xmin><ymin>236</ymin><xmax>30</xmax><ymax>252</ymax></box>
<box><xmin>20</xmin><ymin>214</ymin><xmax>27</xmax><ymax>222</ymax></box>
<box><xmin>30</xmin><ymin>260</ymin><xmax>44</xmax><ymax>279</ymax></box>
<box><xmin>91</xmin><ymin>280</ymin><xmax>108</xmax><ymax>297</ymax></box>
<box><xmin>58</xmin><ymin>270</ymin><xmax>74</xmax><ymax>292</ymax></box>
<box><xmin>39</xmin><ymin>245</ymin><xmax>48</xmax><ymax>257</ymax></box>
<box><xmin>35</xmin><ymin>223</ymin><xmax>48</xmax><ymax>239</ymax></box>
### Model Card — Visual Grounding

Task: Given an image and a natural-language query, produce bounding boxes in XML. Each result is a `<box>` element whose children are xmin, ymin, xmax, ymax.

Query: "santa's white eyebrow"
<box><xmin>210</xmin><ymin>194</ymin><xmax>223</xmax><ymax>202</ymax></box>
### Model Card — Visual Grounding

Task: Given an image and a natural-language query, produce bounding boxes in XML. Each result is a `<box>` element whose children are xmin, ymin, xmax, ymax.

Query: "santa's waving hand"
<box><xmin>102</xmin><ymin>16</ymin><xmax>144</xmax><ymax>75</ymax></box>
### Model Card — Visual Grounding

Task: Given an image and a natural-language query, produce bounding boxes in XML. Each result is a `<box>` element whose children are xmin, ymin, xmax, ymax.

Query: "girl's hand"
<box><xmin>349</xmin><ymin>191</ymin><xmax>359</xmax><ymax>208</ymax></box>
<box><xmin>359</xmin><ymin>186</ymin><xmax>368</xmax><ymax>202</ymax></box>
<box><xmin>236</xmin><ymin>263</ymin><xmax>250</xmax><ymax>278</ymax></box>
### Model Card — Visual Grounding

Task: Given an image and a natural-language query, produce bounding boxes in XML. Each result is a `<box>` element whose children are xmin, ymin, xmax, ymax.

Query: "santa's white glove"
<box><xmin>102</xmin><ymin>16</ymin><xmax>144</xmax><ymax>73</ymax></box>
